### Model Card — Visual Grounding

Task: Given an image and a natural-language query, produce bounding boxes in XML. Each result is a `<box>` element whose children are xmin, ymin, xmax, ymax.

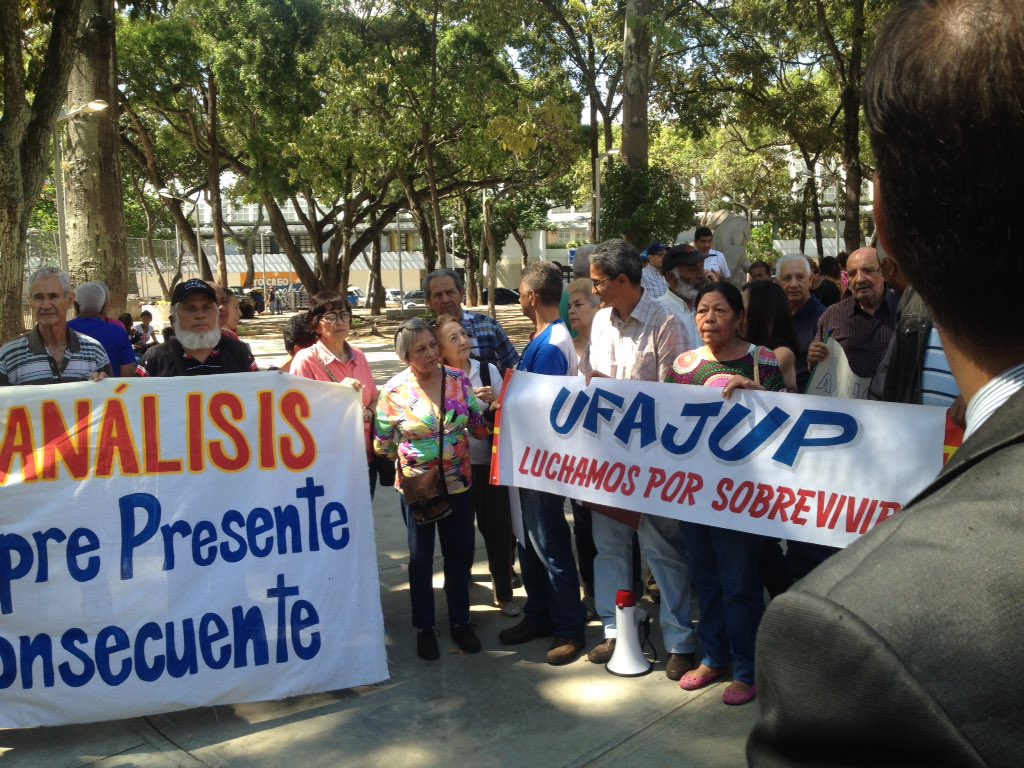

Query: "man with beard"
<box><xmin>658</xmin><ymin>243</ymin><xmax>709</xmax><ymax>352</ymax></box>
<box><xmin>138</xmin><ymin>280</ymin><xmax>257</xmax><ymax>376</ymax></box>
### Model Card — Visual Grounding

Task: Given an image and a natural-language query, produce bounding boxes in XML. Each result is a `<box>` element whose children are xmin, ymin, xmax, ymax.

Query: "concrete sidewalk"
<box><xmin>0</xmin><ymin>323</ymin><xmax>759</xmax><ymax>768</ymax></box>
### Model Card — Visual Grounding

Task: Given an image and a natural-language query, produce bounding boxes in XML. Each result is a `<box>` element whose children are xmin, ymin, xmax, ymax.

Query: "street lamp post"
<box><xmin>397</xmin><ymin>212</ymin><xmax>405</xmax><ymax>301</ymax></box>
<box><xmin>834</xmin><ymin>175</ymin><xmax>842</xmax><ymax>256</ymax></box>
<box><xmin>260</xmin><ymin>230</ymin><xmax>267</xmax><ymax>290</ymax></box>
<box><xmin>593</xmin><ymin>148</ymin><xmax>620</xmax><ymax>242</ymax></box>
<box><xmin>52</xmin><ymin>99</ymin><xmax>108</xmax><ymax>271</ymax></box>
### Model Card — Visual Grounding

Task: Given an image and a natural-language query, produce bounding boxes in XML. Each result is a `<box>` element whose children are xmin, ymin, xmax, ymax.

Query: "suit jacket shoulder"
<box><xmin>749</xmin><ymin>390</ymin><xmax>1024</xmax><ymax>767</ymax></box>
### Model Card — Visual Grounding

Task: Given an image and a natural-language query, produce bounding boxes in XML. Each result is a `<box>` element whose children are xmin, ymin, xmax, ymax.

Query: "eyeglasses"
<box><xmin>847</xmin><ymin>266</ymin><xmax>881</xmax><ymax>279</ymax></box>
<box><xmin>592</xmin><ymin>275</ymin><xmax>616</xmax><ymax>291</ymax></box>
<box><xmin>320</xmin><ymin>312</ymin><xmax>351</xmax><ymax>325</ymax></box>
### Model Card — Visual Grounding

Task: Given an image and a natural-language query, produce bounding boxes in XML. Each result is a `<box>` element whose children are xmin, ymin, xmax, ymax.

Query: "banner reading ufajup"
<box><xmin>492</xmin><ymin>372</ymin><xmax>947</xmax><ymax>548</ymax></box>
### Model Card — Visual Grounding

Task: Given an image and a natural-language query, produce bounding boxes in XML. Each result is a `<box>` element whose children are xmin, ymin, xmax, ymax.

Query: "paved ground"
<box><xmin>0</xmin><ymin>307</ymin><xmax>760</xmax><ymax>768</ymax></box>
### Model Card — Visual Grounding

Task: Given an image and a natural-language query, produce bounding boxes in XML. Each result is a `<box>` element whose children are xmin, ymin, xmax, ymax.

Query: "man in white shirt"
<box><xmin>582</xmin><ymin>239</ymin><xmax>696</xmax><ymax>682</ymax></box>
<box><xmin>694</xmin><ymin>226</ymin><xmax>730</xmax><ymax>279</ymax></box>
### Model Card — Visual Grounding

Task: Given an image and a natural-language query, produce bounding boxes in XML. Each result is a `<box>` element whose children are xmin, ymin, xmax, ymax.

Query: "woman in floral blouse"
<box><xmin>374</xmin><ymin>318</ymin><xmax>492</xmax><ymax>661</ymax></box>
<box><xmin>664</xmin><ymin>281</ymin><xmax>784</xmax><ymax>707</ymax></box>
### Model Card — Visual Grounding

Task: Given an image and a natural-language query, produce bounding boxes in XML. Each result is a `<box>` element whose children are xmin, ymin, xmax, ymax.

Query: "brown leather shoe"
<box><xmin>587</xmin><ymin>638</ymin><xmax>616</xmax><ymax>664</ymax></box>
<box><xmin>547</xmin><ymin>637</ymin><xmax>585</xmax><ymax>666</ymax></box>
<box><xmin>665</xmin><ymin>652</ymin><xmax>697</xmax><ymax>680</ymax></box>
<box><xmin>499</xmin><ymin>617</ymin><xmax>553</xmax><ymax>645</ymax></box>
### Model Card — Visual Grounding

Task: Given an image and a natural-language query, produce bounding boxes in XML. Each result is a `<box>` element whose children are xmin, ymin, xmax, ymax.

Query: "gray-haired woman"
<box><xmin>373</xmin><ymin>319</ymin><xmax>492</xmax><ymax>661</ymax></box>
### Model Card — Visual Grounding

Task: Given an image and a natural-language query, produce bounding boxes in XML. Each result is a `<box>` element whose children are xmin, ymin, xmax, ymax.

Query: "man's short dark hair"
<box><xmin>284</xmin><ymin>314</ymin><xmax>317</xmax><ymax>354</ymax></box>
<box><xmin>424</xmin><ymin>268</ymin><xmax>464</xmax><ymax>295</ymax></box>
<box><xmin>591</xmin><ymin>238</ymin><xmax>643</xmax><ymax>286</ymax></box>
<box><xmin>694</xmin><ymin>226</ymin><xmax>713</xmax><ymax>240</ymax></box>
<box><xmin>521</xmin><ymin>261</ymin><xmax>563</xmax><ymax>307</ymax></box>
<box><xmin>819</xmin><ymin>256</ymin><xmax>842</xmax><ymax>280</ymax></box>
<box><xmin>864</xmin><ymin>0</ymin><xmax>1024</xmax><ymax>350</ymax></box>
<box><xmin>748</xmin><ymin>260</ymin><xmax>771</xmax><ymax>276</ymax></box>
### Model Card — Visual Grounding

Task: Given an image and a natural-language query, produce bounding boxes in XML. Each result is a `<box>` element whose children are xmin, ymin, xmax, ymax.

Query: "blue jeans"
<box><xmin>402</xmin><ymin>490</ymin><xmax>474</xmax><ymax>629</ymax></box>
<box><xmin>593</xmin><ymin>512</ymin><xmax>695</xmax><ymax>653</ymax></box>
<box><xmin>680</xmin><ymin>522</ymin><xmax>765</xmax><ymax>684</ymax></box>
<box><xmin>518</xmin><ymin>488</ymin><xmax>586</xmax><ymax>640</ymax></box>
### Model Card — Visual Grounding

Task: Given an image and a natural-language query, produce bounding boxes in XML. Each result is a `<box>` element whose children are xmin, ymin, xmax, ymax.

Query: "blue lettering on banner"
<box><xmin>0</xmin><ymin>575</ymin><xmax>320</xmax><ymax>690</ymax></box>
<box><xmin>549</xmin><ymin>387</ymin><xmax>859</xmax><ymax>467</ymax></box>
<box><xmin>0</xmin><ymin>477</ymin><xmax>350</xmax><ymax>616</ymax></box>
<box><xmin>118</xmin><ymin>477</ymin><xmax>349</xmax><ymax>582</ymax></box>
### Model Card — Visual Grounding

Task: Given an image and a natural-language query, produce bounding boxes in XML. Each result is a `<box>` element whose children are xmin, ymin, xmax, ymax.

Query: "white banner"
<box><xmin>0</xmin><ymin>373</ymin><xmax>387</xmax><ymax>728</ymax></box>
<box><xmin>493</xmin><ymin>372</ymin><xmax>947</xmax><ymax>547</ymax></box>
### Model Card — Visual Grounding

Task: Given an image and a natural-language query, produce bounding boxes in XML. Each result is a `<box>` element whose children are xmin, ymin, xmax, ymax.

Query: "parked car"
<box><xmin>402</xmin><ymin>290</ymin><xmax>426</xmax><ymax>309</ymax></box>
<box><xmin>346</xmin><ymin>287</ymin><xmax>365</xmax><ymax>307</ymax></box>
<box><xmin>385</xmin><ymin>288</ymin><xmax>403</xmax><ymax>305</ymax></box>
<box><xmin>481</xmin><ymin>287</ymin><xmax>521</xmax><ymax>305</ymax></box>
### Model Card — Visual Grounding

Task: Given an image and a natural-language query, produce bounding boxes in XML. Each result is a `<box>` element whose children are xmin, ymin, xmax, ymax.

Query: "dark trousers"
<box><xmin>470</xmin><ymin>464</ymin><xmax>516</xmax><ymax>602</ymax></box>
<box><xmin>518</xmin><ymin>488</ymin><xmax>586</xmax><ymax>640</ymax></box>
<box><xmin>570</xmin><ymin>500</ymin><xmax>597</xmax><ymax>585</ymax></box>
<box><xmin>681</xmin><ymin>522</ymin><xmax>765</xmax><ymax>685</ymax></box>
<box><xmin>402</xmin><ymin>490</ymin><xmax>475</xmax><ymax>629</ymax></box>
<box><xmin>786</xmin><ymin>541</ymin><xmax>839</xmax><ymax>582</ymax></box>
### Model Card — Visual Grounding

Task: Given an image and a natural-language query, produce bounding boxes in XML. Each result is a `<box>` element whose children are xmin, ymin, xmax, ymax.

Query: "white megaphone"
<box><xmin>606</xmin><ymin>589</ymin><xmax>653</xmax><ymax>677</ymax></box>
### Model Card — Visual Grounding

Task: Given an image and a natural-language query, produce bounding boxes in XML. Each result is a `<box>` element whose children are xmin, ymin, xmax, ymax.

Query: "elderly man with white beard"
<box><xmin>657</xmin><ymin>244</ymin><xmax>710</xmax><ymax>353</ymax></box>
<box><xmin>138</xmin><ymin>279</ymin><xmax>257</xmax><ymax>376</ymax></box>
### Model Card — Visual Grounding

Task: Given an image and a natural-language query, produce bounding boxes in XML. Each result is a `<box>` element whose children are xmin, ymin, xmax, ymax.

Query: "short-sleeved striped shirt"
<box><xmin>0</xmin><ymin>326</ymin><xmax>111</xmax><ymax>386</ymax></box>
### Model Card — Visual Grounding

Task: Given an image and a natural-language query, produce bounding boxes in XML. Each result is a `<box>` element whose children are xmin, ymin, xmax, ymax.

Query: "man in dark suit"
<box><xmin>748</xmin><ymin>1</ymin><xmax>1024</xmax><ymax>765</ymax></box>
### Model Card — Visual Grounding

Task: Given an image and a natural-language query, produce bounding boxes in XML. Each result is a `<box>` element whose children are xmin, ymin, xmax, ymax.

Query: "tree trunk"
<box><xmin>0</xmin><ymin>2</ymin><xmax>83</xmax><ymax>342</ymax></box>
<box><xmin>206</xmin><ymin>74</ymin><xmax>228</xmax><ymax>287</ymax></box>
<box><xmin>593</xmin><ymin>102</ymin><xmax>598</xmax><ymax>241</ymax></box>
<box><xmin>137</xmin><ymin>185</ymin><xmax>170</xmax><ymax>300</ymax></box>
<box><xmin>262</xmin><ymin>193</ymin><xmax>319</xmax><ymax>291</ymax></box>
<box><xmin>483</xmin><ymin>195</ymin><xmax>497</xmax><ymax>318</ymax></box>
<box><xmin>65</xmin><ymin>0</ymin><xmax>128</xmax><ymax>314</ymax></box>
<box><xmin>810</xmin><ymin>180</ymin><xmax>824</xmax><ymax>258</ymax></box>
<box><xmin>460</xmin><ymin>193</ymin><xmax>478</xmax><ymax>305</ymax></box>
<box><xmin>799</xmin><ymin>182</ymin><xmax>809</xmax><ymax>255</ymax></box>
<box><xmin>512</xmin><ymin>228</ymin><xmax>529</xmax><ymax>270</ymax></box>
<box><xmin>422</xmin><ymin>131</ymin><xmax>447</xmax><ymax>268</ymax></box>
<box><xmin>621</xmin><ymin>0</ymin><xmax>651</xmax><ymax>171</ymax></box>
<box><xmin>396</xmin><ymin>168</ymin><xmax>436</xmax><ymax>273</ymax></box>
<box><xmin>369</xmin><ymin>209</ymin><xmax>385</xmax><ymax>314</ymax></box>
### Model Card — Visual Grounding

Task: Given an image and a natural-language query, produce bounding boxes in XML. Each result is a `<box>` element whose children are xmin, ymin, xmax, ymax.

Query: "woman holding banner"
<box><xmin>375</xmin><ymin>318</ymin><xmax>493</xmax><ymax>661</ymax></box>
<box><xmin>434</xmin><ymin>313</ymin><xmax>519</xmax><ymax>618</ymax></box>
<box><xmin>288</xmin><ymin>291</ymin><xmax>381</xmax><ymax>495</ymax></box>
<box><xmin>665</xmin><ymin>281</ymin><xmax>785</xmax><ymax>706</ymax></box>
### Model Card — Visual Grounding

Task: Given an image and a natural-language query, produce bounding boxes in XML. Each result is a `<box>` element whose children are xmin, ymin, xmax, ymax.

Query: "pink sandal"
<box><xmin>679</xmin><ymin>664</ymin><xmax>727</xmax><ymax>691</ymax></box>
<box><xmin>722</xmin><ymin>681</ymin><xmax>756</xmax><ymax>706</ymax></box>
